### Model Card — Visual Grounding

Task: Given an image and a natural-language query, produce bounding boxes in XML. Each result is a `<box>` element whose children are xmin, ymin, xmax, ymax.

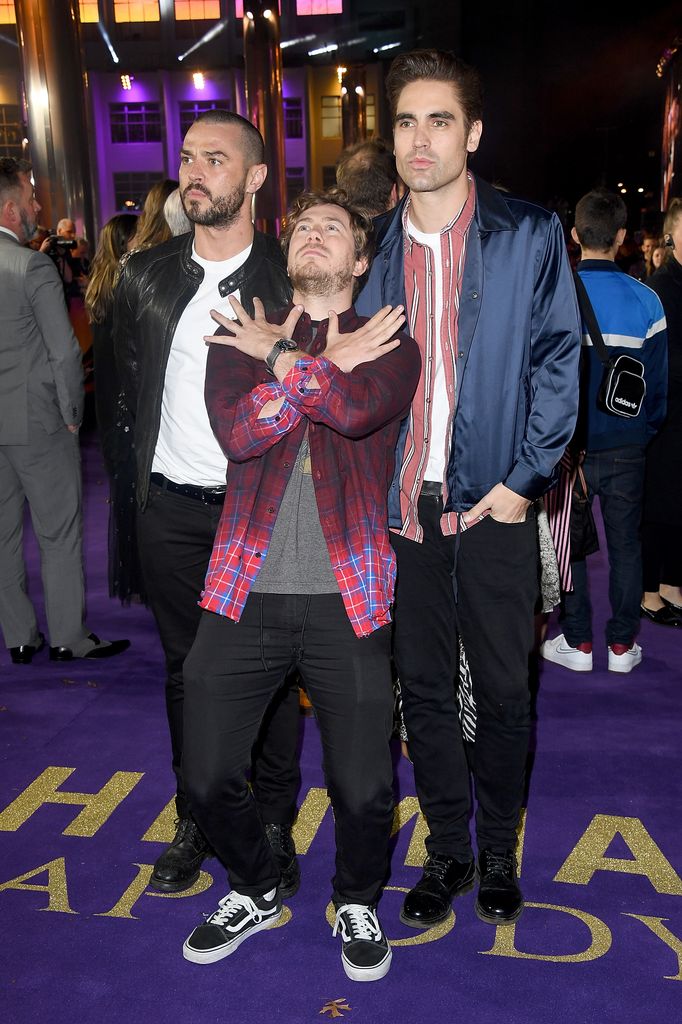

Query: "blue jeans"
<box><xmin>562</xmin><ymin>445</ymin><xmax>645</xmax><ymax>647</ymax></box>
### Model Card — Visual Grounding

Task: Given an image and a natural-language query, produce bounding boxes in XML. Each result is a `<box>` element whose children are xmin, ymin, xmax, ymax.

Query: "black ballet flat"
<box><xmin>640</xmin><ymin>604</ymin><xmax>682</xmax><ymax>627</ymax></box>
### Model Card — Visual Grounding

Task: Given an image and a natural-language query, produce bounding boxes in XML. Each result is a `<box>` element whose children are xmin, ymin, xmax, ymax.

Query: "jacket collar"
<box><xmin>577</xmin><ymin>258</ymin><xmax>623</xmax><ymax>273</ymax></box>
<box><xmin>179</xmin><ymin>228</ymin><xmax>268</xmax><ymax>296</ymax></box>
<box><xmin>374</xmin><ymin>171</ymin><xmax>518</xmax><ymax>252</ymax></box>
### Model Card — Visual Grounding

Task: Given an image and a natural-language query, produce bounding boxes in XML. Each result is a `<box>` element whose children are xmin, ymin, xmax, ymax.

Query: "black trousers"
<box><xmin>183</xmin><ymin>593</ymin><xmax>395</xmax><ymax>905</ymax></box>
<box><xmin>391</xmin><ymin>496</ymin><xmax>539</xmax><ymax>857</ymax></box>
<box><xmin>136</xmin><ymin>482</ymin><xmax>301</xmax><ymax>822</ymax></box>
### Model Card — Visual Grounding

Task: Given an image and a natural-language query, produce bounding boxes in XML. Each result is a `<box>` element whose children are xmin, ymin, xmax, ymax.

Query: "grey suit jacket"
<box><xmin>0</xmin><ymin>230</ymin><xmax>83</xmax><ymax>444</ymax></box>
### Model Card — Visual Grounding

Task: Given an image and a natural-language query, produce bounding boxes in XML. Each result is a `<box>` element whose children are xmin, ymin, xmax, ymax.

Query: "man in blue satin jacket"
<box><xmin>356</xmin><ymin>49</ymin><xmax>581</xmax><ymax>930</ymax></box>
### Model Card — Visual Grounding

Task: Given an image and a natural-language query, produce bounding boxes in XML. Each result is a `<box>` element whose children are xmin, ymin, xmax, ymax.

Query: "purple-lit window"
<box><xmin>296</xmin><ymin>0</ymin><xmax>342</xmax><ymax>14</ymax></box>
<box><xmin>179</xmin><ymin>99</ymin><xmax>231</xmax><ymax>138</ymax></box>
<box><xmin>283</xmin><ymin>98</ymin><xmax>303</xmax><ymax>139</ymax></box>
<box><xmin>175</xmin><ymin>0</ymin><xmax>220</xmax><ymax>19</ymax></box>
<box><xmin>114</xmin><ymin>171</ymin><xmax>164</xmax><ymax>211</ymax></box>
<box><xmin>110</xmin><ymin>103</ymin><xmax>162</xmax><ymax>144</ymax></box>
<box><xmin>286</xmin><ymin>167</ymin><xmax>305</xmax><ymax>206</ymax></box>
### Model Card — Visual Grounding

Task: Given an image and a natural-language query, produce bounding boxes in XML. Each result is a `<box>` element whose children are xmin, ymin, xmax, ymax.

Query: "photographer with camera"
<box><xmin>40</xmin><ymin>217</ymin><xmax>87</xmax><ymax>303</ymax></box>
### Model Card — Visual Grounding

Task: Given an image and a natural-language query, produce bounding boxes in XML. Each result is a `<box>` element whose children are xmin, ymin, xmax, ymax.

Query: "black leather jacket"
<box><xmin>113</xmin><ymin>230</ymin><xmax>292</xmax><ymax>508</ymax></box>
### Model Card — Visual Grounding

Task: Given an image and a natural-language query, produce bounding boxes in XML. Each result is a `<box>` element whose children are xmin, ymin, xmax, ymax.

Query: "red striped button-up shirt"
<box><xmin>200</xmin><ymin>306</ymin><xmax>421</xmax><ymax>637</ymax></box>
<box><xmin>396</xmin><ymin>177</ymin><xmax>477</xmax><ymax>541</ymax></box>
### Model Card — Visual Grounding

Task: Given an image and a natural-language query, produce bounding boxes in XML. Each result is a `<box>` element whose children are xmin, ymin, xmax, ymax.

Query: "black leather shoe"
<box><xmin>10</xmin><ymin>632</ymin><xmax>45</xmax><ymax>665</ymax></box>
<box><xmin>400</xmin><ymin>853</ymin><xmax>476</xmax><ymax>928</ymax></box>
<box><xmin>149</xmin><ymin>818</ymin><xmax>211</xmax><ymax>893</ymax></box>
<box><xmin>640</xmin><ymin>604</ymin><xmax>682</xmax><ymax>627</ymax></box>
<box><xmin>265</xmin><ymin>822</ymin><xmax>300</xmax><ymax>899</ymax></box>
<box><xmin>475</xmin><ymin>848</ymin><xmax>523</xmax><ymax>924</ymax></box>
<box><xmin>662</xmin><ymin>596</ymin><xmax>682</xmax><ymax>614</ymax></box>
<box><xmin>49</xmin><ymin>633</ymin><xmax>130</xmax><ymax>660</ymax></box>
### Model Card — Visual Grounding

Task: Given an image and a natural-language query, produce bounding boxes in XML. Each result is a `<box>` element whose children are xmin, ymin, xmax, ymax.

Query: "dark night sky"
<box><xmin>444</xmin><ymin>1</ymin><xmax>680</xmax><ymax>226</ymax></box>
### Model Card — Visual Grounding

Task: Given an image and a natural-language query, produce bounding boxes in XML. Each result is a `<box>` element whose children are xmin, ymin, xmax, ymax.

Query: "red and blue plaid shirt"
<box><xmin>200</xmin><ymin>306</ymin><xmax>421</xmax><ymax>637</ymax></box>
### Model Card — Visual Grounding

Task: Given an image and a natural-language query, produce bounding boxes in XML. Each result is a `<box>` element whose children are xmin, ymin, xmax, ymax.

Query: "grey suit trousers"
<box><xmin>0</xmin><ymin>423</ymin><xmax>88</xmax><ymax>649</ymax></box>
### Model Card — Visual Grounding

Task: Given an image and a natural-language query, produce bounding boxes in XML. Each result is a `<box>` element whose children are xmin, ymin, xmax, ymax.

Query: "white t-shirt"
<box><xmin>406</xmin><ymin>218</ymin><xmax>450</xmax><ymax>483</ymax></box>
<box><xmin>152</xmin><ymin>242</ymin><xmax>252</xmax><ymax>486</ymax></box>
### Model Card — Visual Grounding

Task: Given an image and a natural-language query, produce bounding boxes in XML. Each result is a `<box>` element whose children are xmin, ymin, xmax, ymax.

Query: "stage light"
<box><xmin>620</xmin><ymin>188</ymin><xmax>627</xmax><ymax>194</ymax></box>
<box><xmin>355</xmin><ymin>85</ymin><xmax>364</xmax><ymax>96</ymax></box>
<box><xmin>177</xmin><ymin>20</ymin><xmax>227</xmax><ymax>63</ymax></box>
<box><xmin>308</xmin><ymin>43</ymin><xmax>337</xmax><ymax>56</ymax></box>
<box><xmin>638</xmin><ymin>187</ymin><xmax>644</xmax><ymax>193</ymax></box>
<box><xmin>121</xmin><ymin>74</ymin><xmax>133</xmax><ymax>90</ymax></box>
<box><xmin>263</xmin><ymin>8</ymin><xmax>272</xmax><ymax>16</ymax></box>
<box><xmin>193</xmin><ymin>72</ymin><xmax>205</xmax><ymax>90</ymax></box>
<box><xmin>336</xmin><ymin>64</ymin><xmax>347</xmax><ymax>84</ymax></box>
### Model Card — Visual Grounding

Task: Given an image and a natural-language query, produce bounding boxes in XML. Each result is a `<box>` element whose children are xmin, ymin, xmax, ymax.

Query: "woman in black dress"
<box><xmin>641</xmin><ymin>198</ymin><xmax>682</xmax><ymax>623</ymax></box>
<box><xmin>85</xmin><ymin>213</ymin><xmax>141</xmax><ymax>602</ymax></box>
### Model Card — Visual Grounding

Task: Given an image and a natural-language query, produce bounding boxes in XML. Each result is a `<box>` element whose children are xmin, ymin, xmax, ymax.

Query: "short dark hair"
<box><xmin>0</xmin><ymin>156</ymin><xmax>32</xmax><ymax>205</ymax></box>
<box><xmin>280</xmin><ymin>187</ymin><xmax>374</xmax><ymax>267</ymax></box>
<box><xmin>574</xmin><ymin>189</ymin><xmax>627</xmax><ymax>252</ymax></box>
<box><xmin>336</xmin><ymin>139</ymin><xmax>398</xmax><ymax>217</ymax></box>
<box><xmin>192</xmin><ymin>109</ymin><xmax>265</xmax><ymax>167</ymax></box>
<box><xmin>386</xmin><ymin>49</ymin><xmax>483</xmax><ymax>132</ymax></box>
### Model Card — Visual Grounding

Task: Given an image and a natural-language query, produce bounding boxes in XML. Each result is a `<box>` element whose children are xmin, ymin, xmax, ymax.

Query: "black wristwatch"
<box><xmin>265</xmin><ymin>337</ymin><xmax>298</xmax><ymax>374</ymax></box>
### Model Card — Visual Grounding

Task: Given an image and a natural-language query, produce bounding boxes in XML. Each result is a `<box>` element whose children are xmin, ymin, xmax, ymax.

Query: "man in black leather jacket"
<box><xmin>113</xmin><ymin>110</ymin><xmax>301</xmax><ymax>896</ymax></box>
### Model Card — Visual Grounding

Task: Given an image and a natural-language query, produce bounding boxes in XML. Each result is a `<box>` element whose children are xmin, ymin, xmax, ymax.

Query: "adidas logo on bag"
<box><xmin>614</xmin><ymin>397</ymin><xmax>637</xmax><ymax>409</ymax></box>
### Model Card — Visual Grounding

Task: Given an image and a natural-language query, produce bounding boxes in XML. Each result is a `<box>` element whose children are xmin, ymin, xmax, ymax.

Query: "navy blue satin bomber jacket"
<box><xmin>355</xmin><ymin>175</ymin><xmax>582</xmax><ymax>525</ymax></box>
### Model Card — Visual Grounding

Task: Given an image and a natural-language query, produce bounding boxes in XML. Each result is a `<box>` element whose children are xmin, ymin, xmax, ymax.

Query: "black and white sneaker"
<box><xmin>183</xmin><ymin>889</ymin><xmax>282</xmax><ymax>964</ymax></box>
<box><xmin>332</xmin><ymin>904</ymin><xmax>392</xmax><ymax>982</ymax></box>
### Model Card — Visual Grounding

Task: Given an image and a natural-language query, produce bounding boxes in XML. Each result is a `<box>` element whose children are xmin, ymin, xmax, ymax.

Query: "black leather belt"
<box><xmin>420</xmin><ymin>480</ymin><xmax>443</xmax><ymax>498</ymax></box>
<box><xmin>150</xmin><ymin>473</ymin><xmax>226</xmax><ymax>505</ymax></box>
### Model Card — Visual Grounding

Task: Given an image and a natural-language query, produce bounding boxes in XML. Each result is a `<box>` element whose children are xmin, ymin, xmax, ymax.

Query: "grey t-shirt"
<box><xmin>252</xmin><ymin>429</ymin><xmax>339</xmax><ymax>595</ymax></box>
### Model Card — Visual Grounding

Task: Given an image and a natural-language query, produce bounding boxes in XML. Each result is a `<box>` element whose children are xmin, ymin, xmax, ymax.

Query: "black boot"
<box><xmin>475</xmin><ymin>848</ymin><xmax>523</xmax><ymax>924</ymax></box>
<box><xmin>150</xmin><ymin>818</ymin><xmax>211</xmax><ymax>893</ymax></box>
<box><xmin>400</xmin><ymin>853</ymin><xmax>475</xmax><ymax>927</ymax></box>
<box><xmin>264</xmin><ymin>823</ymin><xmax>300</xmax><ymax>899</ymax></box>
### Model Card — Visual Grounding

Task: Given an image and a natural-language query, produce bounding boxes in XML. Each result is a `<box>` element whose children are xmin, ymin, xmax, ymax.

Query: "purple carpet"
<box><xmin>1</xmin><ymin>435</ymin><xmax>681</xmax><ymax>1024</ymax></box>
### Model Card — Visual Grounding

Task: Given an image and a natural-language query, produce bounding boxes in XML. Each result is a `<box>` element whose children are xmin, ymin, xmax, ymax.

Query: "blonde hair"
<box><xmin>129</xmin><ymin>178</ymin><xmax>177</xmax><ymax>251</ymax></box>
<box><xmin>85</xmin><ymin>213</ymin><xmax>137</xmax><ymax>324</ymax></box>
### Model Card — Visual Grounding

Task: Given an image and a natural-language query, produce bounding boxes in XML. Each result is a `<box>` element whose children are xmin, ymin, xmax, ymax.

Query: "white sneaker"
<box><xmin>539</xmin><ymin>634</ymin><xmax>593</xmax><ymax>672</ymax></box>
<box><xmin>332</xmin><ymin>904</ymin><xmax>392</xmax><ymax>982</ymax></box>
<box><xmin>183</xmin><ymin>888</ymin><xmax>282</xmax><ymax>964</ymax></box>
<box><xmin>608</xmin><ymin>642</ymin><xmax>643</xmax><ymax>674</ymax></box>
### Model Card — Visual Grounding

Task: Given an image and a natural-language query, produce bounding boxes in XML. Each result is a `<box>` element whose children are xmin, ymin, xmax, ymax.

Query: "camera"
<box><xmin>45</xmin><ymin>235</ymin><xmax>77</xmax><ymax>254</ymax></box>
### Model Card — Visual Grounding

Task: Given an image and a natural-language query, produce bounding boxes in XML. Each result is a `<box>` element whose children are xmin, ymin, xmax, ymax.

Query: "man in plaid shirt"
<box><xmin>180</xmin><ymin>189</ymin><xmax>420</xmax><ymax>982</ymax></box>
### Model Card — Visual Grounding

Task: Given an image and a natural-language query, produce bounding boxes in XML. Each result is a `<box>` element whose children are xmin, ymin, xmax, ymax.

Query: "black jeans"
<box><xmin>136</xmin><ymin>483</ymin><xmax>301</xmax><ymax>822</ymax></box>
<box><xmin>183</xmin><ymin>592</ymin><xmax>395</xmax><ymax>905</ymax></box>
<box><xmin>391</xmin><ymin>496</ymin><xmax>539</xmax><ymax>857</ymax></box>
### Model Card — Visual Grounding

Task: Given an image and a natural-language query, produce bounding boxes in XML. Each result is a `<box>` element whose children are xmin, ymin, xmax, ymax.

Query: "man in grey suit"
<box><xmin>0</xmin><ymin>157</ymin><xmax>129</xmax><ymax>664</ymax></box>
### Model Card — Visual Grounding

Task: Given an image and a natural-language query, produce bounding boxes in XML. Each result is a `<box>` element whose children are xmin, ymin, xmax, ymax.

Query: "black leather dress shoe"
<box><xmin>265</xmin><ymin>822</ymin><xmax>301</xmax><ymax>899</ymax></box>
<box><xmin>149</xmin><ymin>818</ymin><xmax>211</xmax><ymax>892</ymax></box>
<box><xmin>475</xmin><ymin>848</ymin><xmax>523</xmax><ymax>924</ymax></box>
<box><xmin>640</xmin><ymin>604</ymin><xmax>682</xmax><ymax>627</ymax></box>
<box><xmin>400</xmin><ymin>853</ymin><xmax>476</xmax><ymax>928</ymax></box>
<box><xmin>49</xmin><ymin>633</ymin><xmax>131</xmax><ymax>660</ymax></box>
<box><xmin>10</xmin><ymin>632</ymin><xmax>45</xmax><ymax>665</ymax></box>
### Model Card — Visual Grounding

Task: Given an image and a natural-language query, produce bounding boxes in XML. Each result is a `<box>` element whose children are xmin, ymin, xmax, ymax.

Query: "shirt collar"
<box><xmin>0</xmin><ymin>225</ymin><xmax>20</xmax><ymax>242</ymax></box>
<box><xmin>402</xmin><ymin>173</ymin><xmax>477</xmax><ymax>253</ymax></box>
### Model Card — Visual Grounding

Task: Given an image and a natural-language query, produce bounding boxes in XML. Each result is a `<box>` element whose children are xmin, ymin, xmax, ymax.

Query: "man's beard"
<box><xmin>19</xmin><ymin>209</ymin><xmax>37</xmax><ymax>242</ymax></box>
<box><xmin>182</xmin><ymin>181</ymin><xmax>246</xmax><ymax>228</ymax></box>
<box><xmin>289</xmin><ymin>261</ymin><xmax>354</xmax><ymax>298</ymax></box>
